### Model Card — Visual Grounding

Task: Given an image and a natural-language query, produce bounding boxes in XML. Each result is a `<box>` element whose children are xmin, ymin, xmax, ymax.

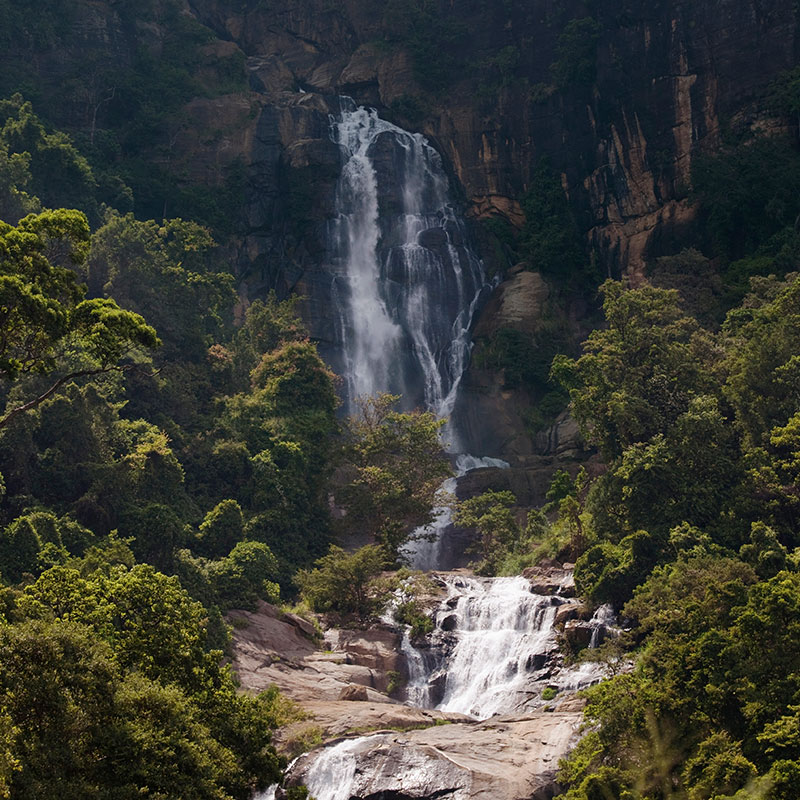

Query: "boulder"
<box><xmin>523</xmin><ymin>566</ymin><xmax>576</xmax><ymax>598</ymax></box>
<box><xmin>554</xmin><ymin>602</ymin><xmax>591</xmax><ymax>628</ymax></box>
<box><xmin>564</xmin><ymin>620</ymin><xmax>595</xmax><ymax>650</ymax></box>
<box><xmin>338</xmin><ymin>684</ymin><xmax>369</xmax><ymax>701</ymax></box>
<box><xmin>325</xmin><ymin>627</ymin><xmax>404</xmax><ymax>674</ymax></box>
<box><xmin>473</xmin><ymin>269</ymin><xmax>550</xmax><ymax>339</ymax></box>
<box><xmin>439</xmin><ymin>613</ymin><xmax>458</xmax><ymax>632</ymax></box>
<box><xmin>285</xmin><ymin>712</ymin><xmax>582</xmax><ymax>800</ymax></box>
<box><xmin>418</xmin><ymin>226</ymin><xmax>448</xmax><ymax>248</ymax></box>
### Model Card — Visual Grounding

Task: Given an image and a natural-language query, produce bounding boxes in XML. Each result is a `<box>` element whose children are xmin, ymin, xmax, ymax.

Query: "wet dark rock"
<box><xmin>439</xmin><ymin>613</ymin><xmax>458</xmax><ymax>632</ymax></box>
<box><xmin>418</xmin><ymin>226</ymin><xmax>448</xmax><ymax>248</ymax></box>
<box><xmin>564</xmin><ymin>621</ymin><xmax>596</xmax><ymax>650</ymax></box>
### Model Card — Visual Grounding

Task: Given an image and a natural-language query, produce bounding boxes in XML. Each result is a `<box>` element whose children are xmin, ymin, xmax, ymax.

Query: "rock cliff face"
<box><xmin>185</xmin><ymin>0</ymin><xmax>799</xmax><ymax>281</ymax></box>
<box><xmin>186</xmin><ymin>0</ymin><xmax>798</xmax><ymax>459</ymax></box>
<box><xmin>5</xmin><ymin>0</ymin><xmax>797</xmax><ymax>459</ymax></box>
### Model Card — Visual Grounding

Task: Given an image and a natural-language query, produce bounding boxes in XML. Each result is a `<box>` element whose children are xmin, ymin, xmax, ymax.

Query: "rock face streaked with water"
<box><xmin>401</xmin><ymin>572</ymin><xmax>611</xmax><ymax>719</ymax></box>
<box><xmin>287</xmin><ymin>712</ymin><xmax>581</xmax><ymax>800</ymax></box>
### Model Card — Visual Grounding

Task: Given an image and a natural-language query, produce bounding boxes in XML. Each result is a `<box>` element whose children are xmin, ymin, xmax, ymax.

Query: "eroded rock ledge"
<box><xmin>229</xmin><ymin>601</ymin><xmax>468</xmax><ymax>748</ymax></box>
<box><xmin>283</xmin><ymin>712</ymin><xmax>582</xmax><ymax>800</ymax></box>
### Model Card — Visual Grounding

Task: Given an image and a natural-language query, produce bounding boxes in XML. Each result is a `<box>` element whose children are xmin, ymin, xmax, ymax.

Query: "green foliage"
<box><xmin>197</xmin><ymin>499</ymin><xmax>245</xmax><ymax>559</ymax></box>
<box><xmin>519</xmin><ymin>160</ymin><xmax>588</xmax><ymax>282</ymax></box>
<box><xmin>0</xmin><ymin>511</ymin><xmax>93</xmax><ymax>583</ymax></box>
<box><xmin>768</xmin><ymin>66</ymin><xmax>800</xmax><ymax>119</ymax></box>
<box><xmin>556</xmin><ymin>273</ymin><xmax>800</xmax><ymax>799</ymax></box>
<box><xmin>0</xmin><ymin>140</ymin><xmax>39</xmax><ymax>224</ymax></box>
<box><xmin>550</xmin><ymin>17</ymin><xmax>603</xmax><ymax>89</ymax></box>
<box><xmin>334</xmin><ymin>394</ymin><xmax>450</xmax><ymax>561</ymax></box>
<box><xmin>575</xmin><ymin>529</ymin><xmax>665</xmax><ymax>607</ymax></box>
<box><xmin>691</xmin><ymin>137</ymin><xmax>800</xmax><ymax>263</ymax></box>
<box><xmin>722</xmin><ymin>275</ymin><xmax>800</xmax><ymax>448</ymax></box>
<box><xmin>381</xmin><ymin>0</ymin><xmax>469</xmax><ymax>92</ymax></box>
<box><xmin>647</xmin><ymin>249</ymin><xmax>724</xmax><ymax>326</ymax></box>
<box><xmin>454</xmin><ymin>490</ymin><xmax>521</xmax><ymax>575</ymax></box>
<box><xmin>209</xmin><ymin>541</ymin><xmax>280</xmax><ymax>611</ymax></box>
<box><xmin>0</xmin><ymin>0</ymin><xmax>246</xmax><ymax>234</ymax></box>
<box><xmin>231</xmin><ymin>294</ymin><xmax>307</xmax><ymax>386</ymax></box>
<box><xmin>0</xmin><ymin>208</ymin><xmax>159</xmax><ymax>446</ymax></box>
<box><xmin>87</xmin><ymin>210</ymin><xmax>232</xmax><ymax>364</ymax></box>
<box><xmin>296</xmin><ymin>544</ymin><xmax>389</xmax><ymax>622</ymax></box>
<box><xmin>0</xmin><ymin>95</ymin><xmax>98</xmax><ymax>222</ymax></box>
<box><xmin>1</xmin><ymin>563</ymin><xmax>285</xmax><ymax>798</ymax></box>
<box><xmin>552</xmin><ymin>280</ymin><xmax>718</xmax><ymax>460</ymax></box>
<box><xmin>394</xmin><ymin>599</ymin><xmax>434</xmax><ymax>638</ymax></box>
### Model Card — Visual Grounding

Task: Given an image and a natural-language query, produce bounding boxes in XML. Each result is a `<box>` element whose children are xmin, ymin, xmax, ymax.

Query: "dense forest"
<box><xmin>0</xmin><ymin>88</ymin><xmax>450</xmax><ymax>797</ymax></box>
<box><xmin>1</xmin><ymin>0</ymin><xmax>800</xmax><ymax>798</ymax></box>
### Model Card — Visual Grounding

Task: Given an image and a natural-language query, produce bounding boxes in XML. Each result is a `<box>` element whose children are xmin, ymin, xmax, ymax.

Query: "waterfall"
<box><xmin>403</xmin><ymin>454</ymin><xmax>511</xmax><ymax>571</ymax></box>
<box><xmin>327</xmin><ymin>101</ymin><xmax>489</xmax><ymax>419</ymax></box>
<box><xmin>434</xmin><ymin>577</ymin><xmax>557</xmax><ymax>718</ymax></box>
<box><xmin>303</xmin><ymin>738</ymin><xmax>363</xmax><ymax>800</ymax></box>
<box><xmin>401</xmin><ymin>575</ymin><xmax>615</xmax><ymax>720</ymax></box>
<box><xmin>266</xmin><ymin>105</ymin><xmax>604</xmax><ymax>800</ymax></box>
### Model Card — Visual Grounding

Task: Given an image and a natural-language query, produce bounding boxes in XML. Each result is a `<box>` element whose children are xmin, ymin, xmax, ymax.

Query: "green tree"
<box><xmin>519</xmin><ymin>159</ymin><xmax>587</xmax><ymax>282</ymax></box>
<box><xmin>552</xmin><ymin>280</ymin><xmax>718</xmax><ymax>460</ymax></box>
<box><xmin>197</xmin><ymin>499</ymin><xmax>245</xmax><ymax>558</ymax></box>
<box><xmin>550</xmin><ymin>17</ymin><xmax>603</xmax><ymax>89</ymax></box>
<box><xmin>335</xmin><ymin>394</ymin><xmax>451</xmax><ymax>561</ymax></box>
<box><xmin>87</xmin><ymin>211</ymin><xmax>232</xmax><ymax>363</ymax></box>
<box><xmin>0</xmin><ymin>140</ymin><xmax>39</xmax><ymax>224</ymax></box>
<box><xmin>722</xmin><ymin>274</ymin><xmax>800</xmax><ymax>448</ymax></box>
<box><xmin>454</xmin><ymin>490</ymin><xmax>521</xmax><ymax>575</ymax></box>
<box><xmin>296</xmin><ymin>544</ymin><xmax>389</xmax><ymax>621</ymax></box>
<box><xmin>0</xmin><ymin>95</ymin><xmax>98</xmax><ymax>219</ymax></box>
<box><xmin>0</xmin><ymin>616</ymin><xmax>281</xmax><ymax>799</ymax></box>
<box><xmin>209</xmin><ymin>541</ymin><xmax>280</xmax><ymax>611</ymax></box>
<box><xmin>0</xmin><ymin>209</ymin><xmax>158</xmax><ymax>429</ymax></box>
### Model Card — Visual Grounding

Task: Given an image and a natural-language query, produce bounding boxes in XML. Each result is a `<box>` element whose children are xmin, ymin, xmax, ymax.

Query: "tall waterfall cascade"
<box><xmin>327</xmin><ymin>100</ymin><xmax>489</xmax><ymax>424</ymax></box>
<box><xmin>259</xmin><ymin>107</ymin><xmax>608</xmax><ymax>800</ymax></box>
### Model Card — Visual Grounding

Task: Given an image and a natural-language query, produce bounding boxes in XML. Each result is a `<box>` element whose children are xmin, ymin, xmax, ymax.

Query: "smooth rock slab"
<box><xmin>284</xmin><ymin>712</ymin><xmax>581</xmax><ymax>800</ymax></box>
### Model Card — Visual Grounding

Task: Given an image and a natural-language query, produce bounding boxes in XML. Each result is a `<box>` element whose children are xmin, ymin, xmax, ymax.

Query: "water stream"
<box><xmin>401</xmin><ymin>576</ymin><xmax>611</xmax><ymax>718</ymax></box>
<box><xmin>261</xmin><ymin>104</ymin><xmax>608</xmax><ymax>799</ymax></box>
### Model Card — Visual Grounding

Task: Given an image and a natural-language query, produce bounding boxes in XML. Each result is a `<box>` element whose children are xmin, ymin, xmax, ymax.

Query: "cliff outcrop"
<box><xmin>4</xmin><ymin>0</ymin><xmax>797</xmax><ymax>460</ymax></box>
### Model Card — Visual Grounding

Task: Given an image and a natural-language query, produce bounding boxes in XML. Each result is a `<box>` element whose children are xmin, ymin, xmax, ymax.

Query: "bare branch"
<box><xmin>0</xmin><ymin>367</ymin><xmax>116</xmax><ymax>430</ymax></box>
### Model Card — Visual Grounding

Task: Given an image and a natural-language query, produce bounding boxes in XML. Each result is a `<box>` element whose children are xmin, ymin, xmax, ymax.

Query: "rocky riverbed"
<box><xmin>232</xmin><ymin>565</ymin><xmax>616</xmax><ymax>799</ymax></box>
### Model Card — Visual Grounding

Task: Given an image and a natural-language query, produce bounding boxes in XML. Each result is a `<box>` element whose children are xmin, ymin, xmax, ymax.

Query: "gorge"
<box><xmin>1</xmin><ymin>2</ymin><xmax>800</xmax><ymax>799</ymax></box>
<box><xmin>250</xmin><ymin>104</ymin><xmax>609</xmax><ymax>799</ymax></box>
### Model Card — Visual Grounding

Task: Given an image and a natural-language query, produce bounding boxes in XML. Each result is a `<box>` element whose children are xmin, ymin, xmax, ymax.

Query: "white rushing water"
<box><xmin>302</xmin><ymin>737</ymin><xmax>363</xmax><ymax>800</ymax></box>
<box><xmin>401</xmin><ymin>577</ymin><xmax>614</xmax><ymax>718</ymax></box>
<box><xmin>403</xmin><ymin>454</ymin><xmax>511</xmax><ymax>571</ymax></box>
<box><xmin>328</xmin><ymin>101</ymin><xmax>488</xmax><ymax>417</ymax></box>
<box><xmin>435</xmin><ymin>576</ymin><xmax>557</xmax><ymax>718</ymax></box>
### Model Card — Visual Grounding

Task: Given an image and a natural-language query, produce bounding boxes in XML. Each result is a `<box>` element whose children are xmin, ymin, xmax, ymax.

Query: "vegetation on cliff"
<box><xmin>524</xmin><ymin>274</ymin><xmax>800</xmax><ymax>800</ymax></box>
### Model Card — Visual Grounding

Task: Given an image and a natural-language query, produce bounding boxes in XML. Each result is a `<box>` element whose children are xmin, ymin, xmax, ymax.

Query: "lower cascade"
<box><xmin>403</xmin><ymin>575</ymin><xmax>611</xmax><ymax>719</ymax></box>
<box><xmin>261</xmin><ymin>574</ymin><xmax>614</xmax><ymax>800</ymax></box>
